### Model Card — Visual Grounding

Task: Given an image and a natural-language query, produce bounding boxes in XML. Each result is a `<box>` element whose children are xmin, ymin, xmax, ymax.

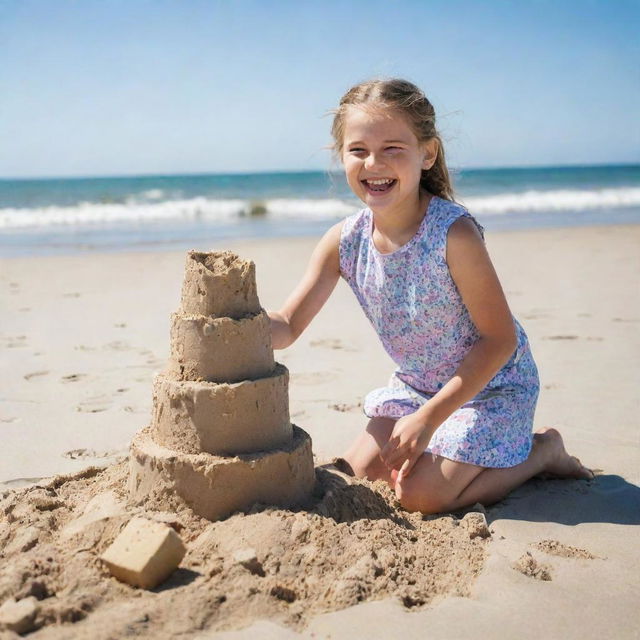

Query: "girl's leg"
<box><xmin>445</xmin><ymin>427</ymin><xmax>593</xmax><ymax>511</ymax></box>
<box><xmin>395</xmin><ymin>427</ymin><xmax>594</xmax><ymax>514</ymax></box>
<box><xmin>341</xmin><ymin>416</ymin><xmax>397</xmax><ymax>482</ymax></box>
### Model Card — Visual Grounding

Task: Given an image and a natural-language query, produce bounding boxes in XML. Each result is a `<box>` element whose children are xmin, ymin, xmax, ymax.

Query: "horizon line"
<box><xmin>1</xmin><ymin>161</ymin><xmax>638</xmax><ymax>182</ymax></box>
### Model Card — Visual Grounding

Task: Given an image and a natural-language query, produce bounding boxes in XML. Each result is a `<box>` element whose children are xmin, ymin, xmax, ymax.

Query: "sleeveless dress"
<box><xmin>339</xmin><ymin>195</ymin><xmax>540</xmax><ymax>468</ymax></box>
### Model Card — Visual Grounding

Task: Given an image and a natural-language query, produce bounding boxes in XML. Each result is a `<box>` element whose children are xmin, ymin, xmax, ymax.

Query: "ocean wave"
<box><xmin>0</xmin><ymin>197</ymin><xmax>358</xmax><ymax>230</ymax></box>
<box><xmin>459</xmin><ymin>187</ymin><xmax>640</xmax><ymax>215</ymax></box>
<box><xmin>1</xmin><ymin>187</ymin><xmax>639</xmax><ymax>231</ymax></box>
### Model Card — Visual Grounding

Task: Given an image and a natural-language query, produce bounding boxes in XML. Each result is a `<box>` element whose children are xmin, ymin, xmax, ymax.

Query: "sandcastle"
<box><xmin>128</xmin><ymin>251</ymin><xmax>315</xmax><ymax>521</ymax></box>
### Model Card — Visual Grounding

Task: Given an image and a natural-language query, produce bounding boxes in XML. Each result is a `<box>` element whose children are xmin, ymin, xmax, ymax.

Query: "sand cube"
<box><xmin>100</xmin><ymin>517</ymin><xmax>186</xmax><ymax>589</ymax></box>
<box><xmin>461</xmin><ymin>512</ymin><xmax>491</xmax><ymax>539</ymax></box>
<box><xmin>180</xmin><ymin>250</ymin><xmax>260</xmax><ymax>318</ymax></box>
<box><xmin>0</xmin><ymin>597</ymin><xmax>38</xmax><ymax>634</ymax></box>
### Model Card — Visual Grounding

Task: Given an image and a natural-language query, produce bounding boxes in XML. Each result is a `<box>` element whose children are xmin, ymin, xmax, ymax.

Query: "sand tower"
<box><xmin>128</xmin><ymin>251</ymin><xmax>315</xmax><ymax>521</ymax></box>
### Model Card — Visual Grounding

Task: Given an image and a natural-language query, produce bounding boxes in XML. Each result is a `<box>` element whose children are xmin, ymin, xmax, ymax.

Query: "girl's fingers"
<box><xmin>401</xmin><ymin>452</ymin><xmax>421</xmax><ymax>477</ymax></box>
<box><xmin>396</xmin><ymin>459</ymin><xmax>410</xmax><ymax>484</ymax></box>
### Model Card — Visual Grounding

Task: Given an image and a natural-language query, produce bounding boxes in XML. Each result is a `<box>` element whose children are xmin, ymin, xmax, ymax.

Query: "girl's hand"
<box><xmin>380</xmin><ymin>412</ymin><xmax>434</xmax><ymax>477</ymax></box>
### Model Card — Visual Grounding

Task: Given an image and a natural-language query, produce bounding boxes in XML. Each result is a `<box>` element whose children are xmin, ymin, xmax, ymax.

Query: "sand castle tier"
<box><xmin>129</xmin><ymin>250</ymin><xmax>315</xmax><ymax>521</ymax></box>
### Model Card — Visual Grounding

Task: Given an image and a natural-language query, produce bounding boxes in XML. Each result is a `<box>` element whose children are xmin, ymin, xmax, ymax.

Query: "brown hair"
<box><xmin>328</xmin><ymin>78</ymin><xmax>455</xmax><ymax>202</ymax></box>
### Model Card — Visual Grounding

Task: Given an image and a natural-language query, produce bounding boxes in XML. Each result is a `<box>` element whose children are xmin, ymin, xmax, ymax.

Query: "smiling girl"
<box><xmin>268</xmin><ymin>78</ymin><xmax>592</xmax><ymax>514</ymax></box>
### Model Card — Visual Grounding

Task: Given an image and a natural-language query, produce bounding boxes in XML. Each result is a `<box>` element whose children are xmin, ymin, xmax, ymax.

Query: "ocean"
<box><xmin>0</xmin><ymin>164</ymin><xmax>638</xmax><ymax>257</ymax></box>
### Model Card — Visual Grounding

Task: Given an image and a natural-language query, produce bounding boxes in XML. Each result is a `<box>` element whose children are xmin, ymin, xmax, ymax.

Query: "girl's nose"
<box><xmin>364</xmin><ymin>153</ymin><xmax>383</xmax><ymax>170</ymax></box>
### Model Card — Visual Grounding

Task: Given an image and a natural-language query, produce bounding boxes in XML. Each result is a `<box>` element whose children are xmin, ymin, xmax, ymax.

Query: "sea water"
<box><xmin>0</xmin><ymin>164</ymin><xmax>638</xmax><ymax>257</ymax></box>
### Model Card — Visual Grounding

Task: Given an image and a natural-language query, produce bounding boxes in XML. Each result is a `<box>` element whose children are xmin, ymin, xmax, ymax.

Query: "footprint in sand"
<box><xmin>114</xmin><ymin>322</ymin><xmax>127</xmax><ymax>328</ymax></box>
<box><xmin>542</xmin><ymin>335</ymin><xmax>579</xmax><ymax>341</ymax></box>
<box><xmin>24</xmin><ymin>370</ymin><xmax>49</xmax><ymax>381</ymax></box>
<box><xmin>123</xmin><ymin>405</ymin><xmax>147</xmax><ymax>414</ymax></box>
<box><xmin>74</xmin><ymin>345</ymin><xmax>96</xmax><ymax>352</ymax></box>
<box><xmin>1</xmin><ymin>417</ymin><xmax>19</xmax><ymax>423</ymax></box>
<box><xmin>62</xmin><ymin>292</ymin><xmax>82</xmax><ymax>298</ymax></box>
<box><xmin>310</xmin><ymin>338</ymin><xmax>355</xmax><ymax>351</ymax></box>
<box><xmin>531</xmin><ymin>539</ymin><xmax>598</xmax><ymax>560</ymax></box>
<box><xmin>104</xmin><ymin>341</ymin><xmax>132</xmax><ymax>351</ymax></box>
<box><xmin>612</xmin><ymin>317</ymin><xmax>640</xmax><ymax>323</ymax></box>
<box><xmin>18</xmin><ymin>307</ymin><xmax>31</xmax><ymax>312</ymax></box>
<box><xmin>522</xmin><ymin>309</ymin><xmax>552</xmax><ymax>320</ymax></box>
<box><xmin>61</xmin><ymin>373</ymin><xmax>88</xmax><ymax>383</ymax></box>
<box><xmin>292</xmin><ymin>372</ymin><xmax>335</xmax><ymax>385</ymax></box>
<box><xmin>1</xmin><ymin>335</ymin><xmax>28</xmax><ymax>349</ymax></box>
<box><xmin>76</xmin><ymin>395</ymin><xmax>112</xmax><ymax>413</ymax></box>
<box><xmin>329</xmin><ymin>402</ymin><xmax>363</xmax><ymax>413</ymax></box>
<box><xmin>141</xmin><ymin>354</ymin><xmax>165</xmax><ymax>367</ymax></box>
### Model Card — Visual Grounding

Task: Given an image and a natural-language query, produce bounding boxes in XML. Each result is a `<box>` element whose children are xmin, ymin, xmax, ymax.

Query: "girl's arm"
<box><xmin>382</xmin><ymin>216</ymin><xmax>518</xmax><ymax>473</ymax></box>
<box><xmin>268</xmin><ymin>221</ymin><xmax>343</xmax><ymax>349</ymax></box>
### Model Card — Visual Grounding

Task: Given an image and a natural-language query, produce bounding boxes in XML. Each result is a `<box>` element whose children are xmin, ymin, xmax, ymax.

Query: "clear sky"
<box><xmin>1</xmin><ymin>0</ymin><xmax>638</xmax><ymax>178</ymax></box>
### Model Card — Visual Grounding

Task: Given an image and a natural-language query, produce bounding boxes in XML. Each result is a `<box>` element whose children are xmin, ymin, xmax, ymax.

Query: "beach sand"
<box><xmin>1</xmin><ymin>224</ymin><xmax>639</xmax><ymax>638</ymax></box>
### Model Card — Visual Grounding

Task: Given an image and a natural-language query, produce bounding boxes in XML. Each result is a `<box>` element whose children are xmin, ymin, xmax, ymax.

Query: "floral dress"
<box><xmin>339</xmin><ymin>195</ymin><xmax>540</xmax><ymax>468</ymax></box>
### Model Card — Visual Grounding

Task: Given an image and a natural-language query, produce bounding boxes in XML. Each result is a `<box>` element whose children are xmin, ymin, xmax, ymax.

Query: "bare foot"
<box><xmin>535</xmin><ymin>427</ymin><xmax>595</xmax><ymax>480</ymax></box>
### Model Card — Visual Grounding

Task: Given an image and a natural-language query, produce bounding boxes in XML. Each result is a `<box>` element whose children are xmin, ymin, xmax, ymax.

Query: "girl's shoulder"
<box><xmin>431</xmin><ymin>197</ymin><xmax>485</xmax><ymax>242</ymax></box>
<box><xmin>340</xmin><ymin>207</ymin><xmax>369</xmax><ymax>240</ymax></box>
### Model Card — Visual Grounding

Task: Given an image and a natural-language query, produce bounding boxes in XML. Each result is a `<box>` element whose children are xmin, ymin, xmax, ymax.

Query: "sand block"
<box><xmin>100</xmin><ymin>517</ymin><xmax>187</xmax><ymax>589</ymax></box>
<box><xmin>151</xmin><ymin>364</ymin><xmax>292</xmax><ymax>455</ymax></box>
<box><xmin>180</xmin><ymin>250</ymin><xmax>261</xmax><ymax>318</ymax></box>
<box><xmin>461</xmin><ymin>512</ymin><xmax>491</xmax><ymax>539</ymax></box>
<box><xmin>0</xmin><ymin>597</ymin><xmax>38</xmax><ymax>634</ymax></box>
<box><xmin>129</xmin><ymin>426</ymin><xmax>315</xmax><ymax>522</ymax></box>
<box><xmin>168</xmin><ymin>311</ymin><xmax>274</xmax><ymax>383</ymax></box>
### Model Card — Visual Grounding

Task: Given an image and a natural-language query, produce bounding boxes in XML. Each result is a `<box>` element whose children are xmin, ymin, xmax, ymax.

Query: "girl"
<box><xmin>268</xmin><ymin>78</ymin><xmax>593</xmax><ymax>515</ymax></box>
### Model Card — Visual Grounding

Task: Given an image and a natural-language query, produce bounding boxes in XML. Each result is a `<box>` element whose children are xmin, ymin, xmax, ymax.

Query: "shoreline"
<box><xmin>2</xmin><ymin>209</ymin><xmax>640</xmax><ymax>259</ymax></box>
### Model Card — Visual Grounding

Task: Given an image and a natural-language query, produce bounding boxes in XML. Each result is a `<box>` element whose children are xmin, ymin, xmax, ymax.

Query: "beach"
<box><xmin>1</xmin><ymin>223</ymin><xmax>639</xmax><ymax>638</ymax></box>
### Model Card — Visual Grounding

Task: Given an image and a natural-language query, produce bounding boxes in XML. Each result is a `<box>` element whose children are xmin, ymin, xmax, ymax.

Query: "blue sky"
<box><xmin>1</xmin><ymin>0</ymin><xmax>638</xmax><ymax>178</ymax></box>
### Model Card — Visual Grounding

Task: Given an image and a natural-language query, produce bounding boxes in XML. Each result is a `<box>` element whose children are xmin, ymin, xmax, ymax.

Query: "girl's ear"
<box><xmin>421</xmin><ymin>138</ymin><xmax>439</xmax><ymax>170</ymax></box>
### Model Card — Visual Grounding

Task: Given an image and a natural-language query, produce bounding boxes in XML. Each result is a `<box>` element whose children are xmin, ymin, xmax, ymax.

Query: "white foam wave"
<box><xmin>0</xmin><ymin>198</ymin><xmax>246</xmax><ymax>230</ymax></box>
<box><xmin>0</xmin><ymin>197</ymin><xmax>358</xmax><ymax>230</ymax></box>
<box><xmin>459</xmin><ymin>187</ymin><xmax>640</xmax><ymax>215</ymax></box>
<box><xmin>1</xmin><ymin>187</ymin><xmax>638</xmax><ymax>231</ymax></box>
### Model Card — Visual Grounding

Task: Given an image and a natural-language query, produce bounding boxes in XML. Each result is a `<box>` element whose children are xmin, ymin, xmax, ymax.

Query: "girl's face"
<box><xmin>341</xmin><ymin>105</ymin><xmax>437</xmax><ymax>216</ymax></box>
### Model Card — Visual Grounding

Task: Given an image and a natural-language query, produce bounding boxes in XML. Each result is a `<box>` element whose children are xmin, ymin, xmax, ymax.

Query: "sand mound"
<box><xmin>0</xmin><ymin>461</ymin><xmax>488</xmax><ymax>638</ymax></box>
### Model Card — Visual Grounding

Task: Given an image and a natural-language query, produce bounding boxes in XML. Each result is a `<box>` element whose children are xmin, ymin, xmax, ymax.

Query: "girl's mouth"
<box><xmin>361</xmin><ymin>178</ymin><xmax>397</xmax><ymax>195</ymax></box>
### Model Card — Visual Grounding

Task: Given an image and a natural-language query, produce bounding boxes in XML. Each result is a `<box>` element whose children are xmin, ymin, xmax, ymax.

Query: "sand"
<box><xmin>1</xmin><ymin>223</ymin><xmax>639</xmax><ymax>638</ymax></box>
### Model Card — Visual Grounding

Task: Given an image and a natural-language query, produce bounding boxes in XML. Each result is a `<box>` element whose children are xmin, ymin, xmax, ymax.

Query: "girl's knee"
<box><xmin>341</xmin><ymin>450</ymin><xmax>387</xmax><ymax>482</ymax></box>
<box><xmin>395</xmin><ymin>476</ymin><xmax>456</xmax><ymax>515</ymax></box>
